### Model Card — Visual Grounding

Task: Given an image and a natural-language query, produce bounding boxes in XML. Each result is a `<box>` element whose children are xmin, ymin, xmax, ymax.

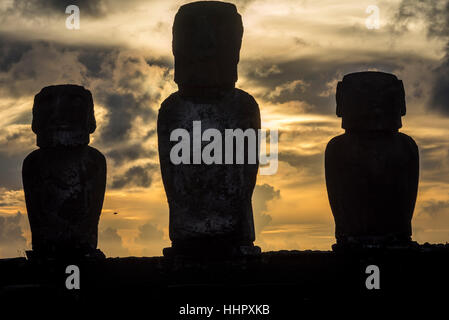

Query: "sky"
<box><xmin>0</xmin><ymin>0</ymin><xmax>449</xmax><ymax>258</ymax></box>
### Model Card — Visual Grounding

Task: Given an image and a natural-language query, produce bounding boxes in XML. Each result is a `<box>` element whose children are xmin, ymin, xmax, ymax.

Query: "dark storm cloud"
<box><xmin>8</xmin><ymin>0</ymin><xmax>106</xmax><ymax>17</ymax></box>
<box><xmin>135</xmin><ymin>222</ymin><xmax>164</xmax><ymax>243</ymax></box>
<box><xmin>0</xmin><ymin>39</ymin><xmax>32</xmax><ymax>73</ymax></box>
<box><xmin>77</xmin><ymin>49</ymin><xmax>119</xmax><ymax>79</ymax></box>
<box><xmin>91</xmin><ymin>52</ymin><xmax>170</xmax><ymax>149</ymax></box>
<box><xmin>0</xmin><ymin>35</ymin><xmax>171</xmax><ymax>188</ymax></box>
<box><xmin>99</xmin><ymin>92</ymin><xmax>156</xmax><ymax>145</ymax></box>
<box><xmin>0</xmin><ymin>153</ymin><xmax>27</xmax><ymax>190</ymax></box>
<box><xmin>111</xmin><ymin>163</ymin><xmax>158</xmax><ymax>189</ymax></box>
<box><xmin>99</xmin><ymin>227</ymin><xmax>129</xmax><ymax>256</ymax></box>
<box><xmin>420</xmin><ymin>199</ymin><xmax>449</xmax><ymax>217</ymax></box>
<box><xmin>278</xmin><ymin>124</ymin><xmax>340</xmax><ymax>142</ymax></box>
<box><xmin>396</xmin><ymin>0</ymin><xmax>449</xmax><ymax>114</ymax></box>
<box><xmin>0</xmin><ymin>34</ymin><xmax>95</xmax><ymax>97</ymax></box>
<box><xmin>396</xmin><ymin>0</ymin><xmax>449</xmax><ymax>38</ymax></box>
<box><xmin>253</xmin><ymin>183</ymin><xmax>280</xmax><ymax>234</ymax></box>
<box><xmin>431</xmin><ymin>52</ymin><xmax>449</xmax><ymax>114</ymax></box>
<box><xmin>413</xmin><ymin>136</ymin><xmax>449</xmax><ymax>183</ymax></box>
<box><xmin>278</xmin><ymin>151</ymin><xmax>323</xmax><ymax>176</ymax></box>
<box><xmin>106</xmin><ymin>143</ymin><xmax>157</xmax><ymax>166</ymax></box>
<box><xmin>240</xmin><ymin>57</ymin><xmax>403</xmax><ymax>114</ymax></box>
<box><xmin>145</xmin><ymin>57</ymin><xmax>173</xmax><ymax>70</ymax></box>
<box><xmin>0</xmin><ymin>211</ymin><xmax>26</xmax><ymax>245</ymax></box>
<box><xmin>0</xmin><ymin>126</ymin><xmax>34</xmax><ymax>189</ymax></box>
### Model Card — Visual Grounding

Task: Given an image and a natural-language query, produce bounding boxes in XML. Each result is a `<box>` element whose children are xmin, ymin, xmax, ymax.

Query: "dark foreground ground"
<box><xmin>1</xmin><ymin>245</ymin><xmax>448</xmax><ymax>316</ymax></box>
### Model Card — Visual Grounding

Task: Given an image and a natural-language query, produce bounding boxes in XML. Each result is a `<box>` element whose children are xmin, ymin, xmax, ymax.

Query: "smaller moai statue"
<box><xmin>23</xmin><ymin>85</ymin><xmax>106</xmax><ymax>259</ymax></box>
<box><xmin>158</xmin><ymin>1</ymin><xmax>261</xmax><ymax>257</ymax></box>
<box><xmin>325</xmin><ymin>71</ymin><xmax>419</xmax><ymax>249</ymax></box>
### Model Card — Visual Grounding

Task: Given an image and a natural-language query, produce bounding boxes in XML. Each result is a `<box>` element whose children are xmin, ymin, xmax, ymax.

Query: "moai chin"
<box><xmin>325</xmin><ymin>71</ymin><xmax>419</xmax><ymax>250</ymax></box>
<box><xmin>158</xmin><ymin>1</ymin><xmax>261</xmax><ymax>257</ymax></box>
<box><xmin>23</xmin><ymin>84</ymin><xmax>107</xmax><ymax>260</ymax></box>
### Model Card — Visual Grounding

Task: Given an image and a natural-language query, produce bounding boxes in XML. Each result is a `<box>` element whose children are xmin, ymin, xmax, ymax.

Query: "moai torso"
<box><xmin>23</xmin><ymin>85</ymin><xmax>106</xmax><ymax>259</ymax></box>
<box><xmin>158</xmin><ymin>1</ymin><xmax>260</xmax><ymax>257</ymax></box>
<box><xmin>325</xmin><ymin>72</ymin><xmax>419</xmax><ymax>248</ymax></box>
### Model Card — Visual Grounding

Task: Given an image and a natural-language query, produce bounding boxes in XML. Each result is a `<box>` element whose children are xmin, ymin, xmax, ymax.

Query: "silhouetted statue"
<box><xmin>23</xmin><ymin>85</ymin><xmax>106</xmax><ymax>259</ymax></box>
<box><xmin>325</xmin><ymin>72</ymin><xmax>419</xmax><ymax>249</ymax></box>
<box><xmin>158</xmin><ymin>1</ymin><xmax>261</xmax><ymax>257</ymax></box>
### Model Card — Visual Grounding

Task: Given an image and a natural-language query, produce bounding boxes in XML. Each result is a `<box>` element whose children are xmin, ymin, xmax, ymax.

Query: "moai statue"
<box><xmin>158</xmin><ymin>1</ymin><xmax>261</xmax><ymax>257</ymax></box>
<box><xmin>325</xmin><ymin>71</ymin><xmax>419</xmax><ymax>250</ymax></box>
<box><xmin>23</xmin><ymin>85</ymin><xmax>106</xmax><ymax>259</ymax></box>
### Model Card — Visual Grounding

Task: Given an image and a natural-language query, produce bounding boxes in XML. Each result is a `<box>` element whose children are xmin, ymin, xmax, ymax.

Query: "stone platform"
<box><xmin>1</xmin><ymin>245</ymin><xmax>448</xmax><ymax>315</ymax></box>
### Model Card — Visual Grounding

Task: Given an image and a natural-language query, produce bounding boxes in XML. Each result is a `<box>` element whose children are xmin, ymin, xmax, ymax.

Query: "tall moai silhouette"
<box><xmin>325</xmin><ymin>71</ymin><xmax>419</xmax><ymax>249</ymax></box>
<box><xmin>158</xmin><ymin>1</ymin><xmax>261</xmax><ymax>257</ymax></box>
<box><xmin>23</xmin><ymin>85</ymin><xmax>107</xmax><ymax>259</ymax></box>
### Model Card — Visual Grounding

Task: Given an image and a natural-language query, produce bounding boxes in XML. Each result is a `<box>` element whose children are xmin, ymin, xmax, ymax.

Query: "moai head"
<box><xmin>336</xmin><ymin>71</ymin><xmax>406</xmax><ymax>131</ymax></box>
<box><xmin>172</xmin><ymin>1</ymin><xmax>243</xmax><ymax>95</ymax></box>
<box><xmin>32</xmin><ymin>84</ymin><xmax>96</xmax><ymax>147</ymax></box>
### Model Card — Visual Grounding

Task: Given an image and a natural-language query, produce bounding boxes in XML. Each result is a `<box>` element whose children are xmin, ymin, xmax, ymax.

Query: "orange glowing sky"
<box><xmin>0</xmin><ymin>0</ymin><xmax>449</xmax><ymax>257</ymax></box>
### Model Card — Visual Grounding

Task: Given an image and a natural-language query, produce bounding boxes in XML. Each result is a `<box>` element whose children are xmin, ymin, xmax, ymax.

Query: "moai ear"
<box><xmin>336</xmin><ymin>81</ymin><xmax>344</xmax><ymax>117</ymax></box>
<box><xmin>397</xmin><ymin>80</ymin><xmax>406</xmax><ymax>116</ymax></box>
<box><xmin>31</xmin><ymin>89</ymin><xmax>49</xmax><ymax>135</ymax></box>
<box><xmin>31</xmin><ymin>95</ymin><xmax>40</xmax><ymax>135</ymax></box>
<box><xmin>85</xmin><ymin>91</ymin><xmax>97</xmax><ymax>134</ymax></box>
<box><xmin>87</xmin><ymin>112</ymin><xmax>96</xmax><ymax>134</ymax></box>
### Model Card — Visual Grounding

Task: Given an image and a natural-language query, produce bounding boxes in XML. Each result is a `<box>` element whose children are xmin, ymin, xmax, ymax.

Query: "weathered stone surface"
<box><xmin>172</xmin><ymin>1</ymin><xmax>243</xmax><ymax>98</ymax></box>
<box><xmin>22</xmin><ymin>85</ymin><xmax>106</xmax><ymax>259</ymax></box>
<box><xmin>159</xmin><ymin>1</ymin><xmax>260</xmax><ymax>256</ymax></box>
<box><xmin>3</xmin><ymin>247</ymin><xmax>449</xmax><ymax>311</ymax></box>
<box><xmin>31</xmin><ymin>84</ymin><xmax>96</xmax><ymax>147</ymax></box>
<box><xmin>325</xmin><ymin>72</ymin><xmax>419</xmax><ymax>248</ymax></box>
<box><xmin>158</xmin><ymin>89</ymin><xmax>260</xmax><ymax>256</ymax></box>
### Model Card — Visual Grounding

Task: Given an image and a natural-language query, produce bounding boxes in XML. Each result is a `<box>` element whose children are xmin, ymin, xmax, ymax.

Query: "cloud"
<box><xmin>420</xmin><ymin>199</ymin><xmax>449</xmax><ymax>217</ymax></box>
<box><xmin>395</xmin><ymin>0</ymin><xmax>449</xmax><ymax>114</ymax></box>
<box><xmin>253</xmin><ymin>183</ymin><xmax>280</xmax><ymax>234</ymax></box>
<box><xmin>0</xmin><ymin>211</ymin><xmax>27</xmax><ymax>257</ymax></box>
<box><xmin>241</xmin><ymin>56</ymin><xmax>404</xmax><ymax>114</ymax></box>
<box><xmin>134</xmin><ymin>222</ymin><xmax>164</xmax><ymax>244</ymax></box>
<box><xmin>278</xmin><ymin>151</ymin><xmax>323</xmax><ymax>176</ymax></box>
<box><xmin>8</xmin><ymin>0</ymin><xmax>106</xmax><ymax>17</ymax></box>
<box><xmin>0</xmin><ymin>35</ymin><xmax>173</xmax><ymax>191</ymax></box>
<box><xmin>395</xmin><ymin>0</ymin><xmax>449</xmax><ymax>38</ymax></box>
<box><xmin>89</xmin><ymin>51</ymin><xmax>172</xmax><ymax>150</ymax></box>
<box><xmin>98</xmin><ymin>227</ymin><xmax>129</xmax><ymax>257</ymax></box>
<box><xmin>0</xmin><ymin>37</ymin><xmax>32</xmax><ymax>73</ymax></box>
<box><xmin>111</xmin><ymin>163</ymin><xmax>158</xmax><ymax>189</ymax></box>
<box><xmin>106</xmin><ymin>142</ymin><xmax>156</xmax><ymax>166</ymax></box>
<box><xmin>431</xmin><ymin>52</ymin><xmax>449</xmax><ymax>114</ymax></box>
<box><xmin>0</xmin><ymin>35</ymin><xmax>88</xmax><ymax>98</ymax></box>
<box><xmin>0</xmin><ymin>125</ymin><xmax>34</xmax><ymax>189</ymax></box>
<box><xmin>0</xmin><ymin>211</ymin><xmax>25</xmax><ymax>243</ymax></box>
<box><xmin>0</xmin><ymin>189</ymin><xmax>24</xmax><ymax>208</ymax></box>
